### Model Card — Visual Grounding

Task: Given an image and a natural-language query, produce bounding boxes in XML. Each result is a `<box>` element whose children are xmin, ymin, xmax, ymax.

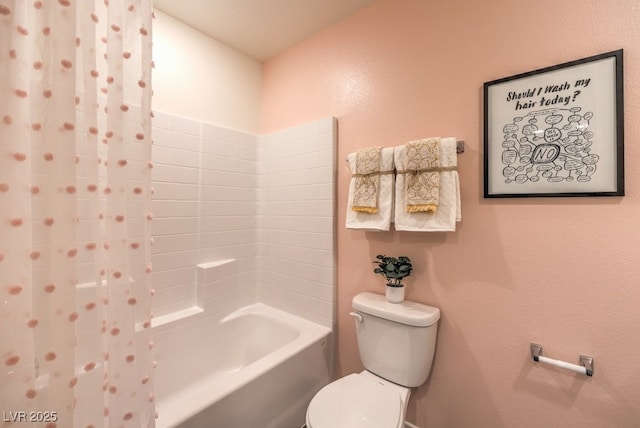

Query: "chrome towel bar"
<box><xmin>345</xmin><ymin>140</ymin><xmax>464</xmax><ymax>161</ymax></box>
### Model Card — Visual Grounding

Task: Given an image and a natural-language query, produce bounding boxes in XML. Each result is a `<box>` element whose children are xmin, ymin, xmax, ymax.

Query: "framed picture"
<box><xmin>483</xmin><ymin>49</ymin><xmax>624</xmax><ymax>198</ymax></box>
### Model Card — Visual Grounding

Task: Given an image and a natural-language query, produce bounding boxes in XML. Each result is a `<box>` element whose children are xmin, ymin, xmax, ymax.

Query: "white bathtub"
<box><xmin>154</xmin><ymin>303</ymin><xmax>333</xmax><ymax>428</ymax></box>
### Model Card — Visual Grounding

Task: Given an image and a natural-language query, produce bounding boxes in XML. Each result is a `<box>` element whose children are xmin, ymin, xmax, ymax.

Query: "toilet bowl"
<box><xmin>305</xmin><ymin>371</ymin><xmax>410</xmax><ymax>428</ymax></box>
<box><xmin>305</xmin><ymin>292</ymin><xmax>440</xmax><ymax>428</ymax></box>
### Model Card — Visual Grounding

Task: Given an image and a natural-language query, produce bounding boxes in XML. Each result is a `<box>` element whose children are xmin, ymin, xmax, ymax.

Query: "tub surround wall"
<box><xmin>151</xmin><ymin>112</ymin><xmax>335</xmax><ymax>324</ymax></box>
<box><xmin>151</xmin><ymin>113</ymin><xmax>257</xmax><ymax>319</ymax></box>
<box><xmin>257</xmin><ymin>118</ymin><xmax>337</xmax><ymax>327</ymax></box>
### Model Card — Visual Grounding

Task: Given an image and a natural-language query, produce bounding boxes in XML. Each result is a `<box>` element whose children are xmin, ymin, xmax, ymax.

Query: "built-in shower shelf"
<box><xmin>148</xmin><ymin>259</ymin><xmax>238</xmax><ymax>330</ymax></box>
<box><xmin>151</xmin><ymin>306</ymin><xmax>204</xmax><ymax>329</ymax></box>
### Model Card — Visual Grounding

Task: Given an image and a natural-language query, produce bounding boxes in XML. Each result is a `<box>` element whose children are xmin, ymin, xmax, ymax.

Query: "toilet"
<box><xmin>306</xmin><ymin>291</ymin><xmax>440</xmax><ymax>428</ymax></box>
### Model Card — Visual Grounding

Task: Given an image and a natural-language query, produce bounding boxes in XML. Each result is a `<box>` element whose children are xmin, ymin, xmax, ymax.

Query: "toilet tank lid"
<box><xmin>352</xmin><ymin>292</ymin><xmax>440</xmax><ymax>327</ymax></box>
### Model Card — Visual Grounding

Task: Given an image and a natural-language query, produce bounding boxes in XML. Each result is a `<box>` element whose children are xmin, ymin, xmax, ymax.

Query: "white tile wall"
<box><xmin>257</xmin><ymin>118</ymin><xmax>337</xmax><ymax>328</ymax></box>
<box><xmin>150</xmin><ymin>113</ymin><xmax>257</xmax><ymax>318</ymax></box>
<box><xmin>150</xmin><ymin>113</ymin><xmax>336</xmax><ymax>328</ymax></box>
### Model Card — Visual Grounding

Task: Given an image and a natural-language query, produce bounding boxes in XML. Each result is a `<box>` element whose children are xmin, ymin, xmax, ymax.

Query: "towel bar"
<box><xmin>346</xmin><ymin>140</ymin><xmax>464</xmax><ymax>161</ymax></box>
<box><xmin>530</xmin><ymin>343</ymin><xmax>594</xmax><ymax>376</ymax></box>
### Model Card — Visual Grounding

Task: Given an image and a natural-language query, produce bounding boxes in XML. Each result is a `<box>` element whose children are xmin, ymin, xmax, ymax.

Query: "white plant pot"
<box><xmin>385</xmin><ymin>285</ymin><xmax>405</xmax><ymax>303</ymax></box>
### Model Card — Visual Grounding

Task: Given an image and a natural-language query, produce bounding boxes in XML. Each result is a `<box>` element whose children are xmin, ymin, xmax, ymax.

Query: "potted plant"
<box><xmin>372</xmin><ymin>255</ymin><xmax>413</xmax><ymax>303</ymax></box>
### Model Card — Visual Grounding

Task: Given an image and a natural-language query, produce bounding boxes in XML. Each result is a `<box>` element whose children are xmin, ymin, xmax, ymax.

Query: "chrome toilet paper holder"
<box><xmin>530</xmin><ymin>343</ymin><xmax>594</xmax><ymax>377</ymax></box>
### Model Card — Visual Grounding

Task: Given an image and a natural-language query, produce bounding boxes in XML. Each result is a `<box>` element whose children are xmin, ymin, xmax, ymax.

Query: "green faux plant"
<box><xmin>372</xmin><ymin>255</ymin><xmax>413</xmax><ymax>287</ymax></box>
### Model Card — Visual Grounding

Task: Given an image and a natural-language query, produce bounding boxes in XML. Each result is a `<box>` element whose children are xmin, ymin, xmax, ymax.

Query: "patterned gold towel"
<box><xmin>352</xmin><ymin>147</ymin><xmax>382</xmax><ymax>213</ymax></box>
<box><xmin>405</xmin><ymin>138</ymin><xmax>440</xmax><ymax>213</ymax></box>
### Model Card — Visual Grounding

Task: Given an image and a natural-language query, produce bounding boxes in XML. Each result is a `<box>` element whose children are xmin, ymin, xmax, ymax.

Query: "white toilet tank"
<box><xmin>352</xmin><ymin>292</ymin><xmax>440</xmax><ymax>387</ymax></box>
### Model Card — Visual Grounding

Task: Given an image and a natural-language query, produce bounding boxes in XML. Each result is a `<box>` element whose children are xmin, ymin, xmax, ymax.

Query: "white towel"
<box><xmin>346</xmin><ymin>147</ymin><xmax>395</xmax><ymax>231</ymax></box>
<box><xmin>393</xmin><ymin>137</ymin><xmax>461</xmax><ymax>232</ymax></box>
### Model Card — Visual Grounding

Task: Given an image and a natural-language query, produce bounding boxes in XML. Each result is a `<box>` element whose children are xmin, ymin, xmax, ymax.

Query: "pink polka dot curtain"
<box><xmin>0</xmin><ymin>0</ymin><xmax>155</xmax><ymax>426</ymax></box>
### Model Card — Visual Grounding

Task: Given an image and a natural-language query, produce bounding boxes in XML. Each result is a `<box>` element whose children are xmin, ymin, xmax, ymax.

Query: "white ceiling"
<box><xmin>153</xmin><ymin>0</ymin><xmax>377</xmax><ymax>62</ymax></box>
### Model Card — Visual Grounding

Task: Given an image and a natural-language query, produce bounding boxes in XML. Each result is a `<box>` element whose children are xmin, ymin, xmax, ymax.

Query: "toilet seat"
<box><xmin>306</xmin><ymin>373</ymin><xmax>403</xmax><ymax>428</ymax></box>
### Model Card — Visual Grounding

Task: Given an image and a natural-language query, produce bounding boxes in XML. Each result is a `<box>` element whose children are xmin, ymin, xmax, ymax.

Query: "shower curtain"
<box><xmin>0</xmin><ymin>0</ymin><xmax>154</xmax><ymax>426</ymax></box>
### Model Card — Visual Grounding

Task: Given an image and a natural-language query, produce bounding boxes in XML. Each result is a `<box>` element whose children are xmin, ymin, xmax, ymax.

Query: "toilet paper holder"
<box><xmin>530</xmin><ymin>343</ymin><xmax>594</xmax><ymax>377</ymax></box>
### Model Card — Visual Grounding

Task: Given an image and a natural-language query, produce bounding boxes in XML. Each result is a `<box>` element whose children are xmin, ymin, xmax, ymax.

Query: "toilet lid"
<box><xmin>307</xmin><ymin>374</ymin><xmax>402</xmax><ymax>428</ymax></box>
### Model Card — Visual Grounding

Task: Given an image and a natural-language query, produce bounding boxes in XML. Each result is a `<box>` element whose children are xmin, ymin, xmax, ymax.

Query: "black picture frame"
<box><xmin>483</xmin><ymin>49</ymin><xmax>624</xmax><ymax>198</ymax></box>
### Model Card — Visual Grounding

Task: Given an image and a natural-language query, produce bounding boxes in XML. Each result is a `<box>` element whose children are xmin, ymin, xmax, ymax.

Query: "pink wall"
<box><xmin>260</xmin><ymin>0</ymin><xmax>640</xmax><ymax>426</ymax></box>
